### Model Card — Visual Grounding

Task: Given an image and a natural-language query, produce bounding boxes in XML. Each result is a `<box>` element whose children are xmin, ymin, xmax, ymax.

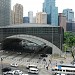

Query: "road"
<box><xmin>0</xmin><ymin>50</ymin><xmax>73</xmax><ymax>75</ymax></box>
<box><xmin>0</xmin><ymin>50</ymin><xmax>52</xmax><ymax>75</ymax></box>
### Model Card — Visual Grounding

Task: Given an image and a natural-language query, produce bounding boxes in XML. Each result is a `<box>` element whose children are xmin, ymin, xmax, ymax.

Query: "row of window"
<box><xmin>0</xmin><ymin>28</ymin><xmax>61</xmax><ymax>34</ymax></box>
<box><xmin>52</xmin><ymin>69</ymin><xmax>75</xmax><ymax>72</ymax></box>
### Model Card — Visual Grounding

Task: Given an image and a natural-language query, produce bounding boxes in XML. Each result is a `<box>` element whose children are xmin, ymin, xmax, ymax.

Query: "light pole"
<box><xmin>1</xmin><ymin>58</ymin><xmax>3</xmax><ymax>75</ymax></box>
<box><xmin>52</xmin><ymin>27</ymin><xmax>53</xmax><ymax>56</ymax></box>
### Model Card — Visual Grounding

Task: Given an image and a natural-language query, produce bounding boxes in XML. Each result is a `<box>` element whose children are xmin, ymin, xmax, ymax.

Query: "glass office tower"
<box><xmin>43</xmin><ymin>0</ymin><xmax>58</xmax><ymax>26</ymax></box>
<box><xmin>63</xmin><ymin>9</ymin><xmax>74</xmax><ymax>22</ymax></box>
<box><xmin>0</xmin><ymin>0</ymin><xmax>11</xmax><ymax>26</ymax></box>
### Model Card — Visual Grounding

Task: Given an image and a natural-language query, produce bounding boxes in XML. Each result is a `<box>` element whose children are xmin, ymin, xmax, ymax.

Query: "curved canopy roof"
<box><xmin>6</xmin><ymin>34</ymin><xmax>46</xmax><ymax>46</ymax></box>
<box><xmin>6</xmin><ymin>34</ymin><xmax>62</xmax><ymax>55</ymax></box>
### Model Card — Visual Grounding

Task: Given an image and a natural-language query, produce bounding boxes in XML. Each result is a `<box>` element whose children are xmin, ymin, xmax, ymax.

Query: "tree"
<box><xmin>64</xmin><ymin>32</ymin><xmax>75</xmax><ymax>58</ymax></box>
<box><xmin>64</xmin><ymin>32</ymin><xmax>75</xmax><ymax>47</ymax></box>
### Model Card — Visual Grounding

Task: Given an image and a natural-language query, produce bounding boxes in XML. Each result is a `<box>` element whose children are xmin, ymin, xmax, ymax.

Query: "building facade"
<box><xmin>36</xmin><ymin>12</ymin><xmax>47</xmax><ymax>24</ymax></box>
<box><xmin>0</xmin><ymin>24</ymin><xmax>63</xmax><ymax>54</ymax></box>
<box><xmin>23</xmin><ymin>17</ymin><xmax>29</xmax><ymax>23</ymax></box>
<box><xmin>0</xmin><ymin>0</ymin><xmax>11</xmax><ymax>26</ymax></box>
<box><xmin>58</xmin><ymin>13</ymin><xmax>67</xmax><ymax>32</ymax></box>
<box><xmin>11</xmin><ymin>10</ymin><xmax>14</xmax><ymax>24</ymax></box>
<box><xmin>13</xmin><ymin>3</ymin><xmax>23</xmax><ymax>24</ymax></box>
<box><xmin>33</xmin><ymin>17</ymin><xmax>36</xmax><ymax>23</ymax></box>
<box><xmin>66</xmin><ymin>22</ymin><xmax>75</xmax><ymax>32</ymax></box>
<box><xmin>28</xmin><ymin>11</ymin><xmax>33</xmax><ymax>23</ymax></box>
<box><xmin>43</xmin><ymin>0</ymin><xmax>58</xmax><ymax>26</ymax></box>
<box><xmin>63</xmin><ymin>9</ymin><xmax>74</xmax><ymax>22</ymax></box>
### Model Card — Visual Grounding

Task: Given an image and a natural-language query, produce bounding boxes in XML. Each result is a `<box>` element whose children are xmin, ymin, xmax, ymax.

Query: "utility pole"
<box><xmin>60</xmin><ymin>26</ymin><xmax>62</xmax><ymax>57</ymax></box>
<box><xmin>1</xmin><ymin>58</ymin><xmax>3</xmax><ymax>75</ymax></box>
<box><xmin>52</xmin><ymin>27</ymin><xmax>53</xmax><ymax>55</ymax></box>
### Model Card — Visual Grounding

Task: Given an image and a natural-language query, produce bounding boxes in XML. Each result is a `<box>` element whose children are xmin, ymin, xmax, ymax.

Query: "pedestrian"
<box><xmin>46</xmin><ymin>61</ymin><xmax>47</xmax><ymax>65</ymax></box>
<box><xmin>49</xmin><ymin>59</ymin><xmax>51</xmax><ymax>63</ymax></box>
<box><xmin>48</xmin><ymin>63</ymin><xmax>49</xmax><ymax>66</ymax></box>
<box><xmin>56</xmin><ymin>61</ymin><xmax>57</xmax><ymax>66</ymax></box>
<box><xmin>46</xmin><ymin>66</ymin><xmax>48</xmax><ymax>70</ymax></box>
<box><xmin>44</xmin><ymin>65</ymin><xmax>45</xmax><ymax>68</ymax></box>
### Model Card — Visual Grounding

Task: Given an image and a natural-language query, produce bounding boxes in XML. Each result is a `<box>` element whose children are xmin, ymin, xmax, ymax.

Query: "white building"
<box><xmin>36</xmin><ymin>12</ymin><xmax>47</xmax><ymax>24</ymax></box>
<box><xmin>28</xmin><ymin>11</ymin><xmax>33</xmax><ymax>23</ymax></box>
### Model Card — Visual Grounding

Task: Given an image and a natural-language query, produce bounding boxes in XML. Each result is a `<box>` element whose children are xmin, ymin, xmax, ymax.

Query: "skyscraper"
<box><xmin>23</xmin><ymin>17</ymin><xmax>29</xmax><ymax>23</ymax></box>
<box><xmin>28</xmin><ymin>11</ymin><xmax>33</xmax><ymax>23</ymax></box>
<box><xmin>0</xmin><ymin>0</ymin><xmax>11</xmax><ymax>26</ymax></box>
<box><xmin>58</xmin><ymin>13</ymin><xmax>67</xmax><ymax>32</ymax></box>
<box><xmin>63</xmin><ymin>9</ymin><xmax>74</xmax><ymax>22</ymax></box>
<box><xmin>11</xmin><ymin>10</ymin><xmax>14</xmax><ymax>24</ymax></box>
<box><xmin>13</xmin><ymin>3</ymin><xmax>23</xmax><ymax>24</ymax></box>
<box><xmin>36</xmin><ymin>12</ymin><xmax>47</xmax><ymax>24</ymax></box>
<box><xmin>43</xmin><ymin>0</ymin><xmax>58</xmax><ymax>26</ymax></box>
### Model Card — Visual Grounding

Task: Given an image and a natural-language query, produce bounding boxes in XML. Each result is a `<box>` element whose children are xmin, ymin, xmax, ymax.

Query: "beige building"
<box><xmin>13</xmin><ymin>3</ymin><xmax>23</xmax><ymax>24</ymax></box>
<box><xmin>11</xmin><ymin>10</ymin><xmax>14</xmax><ymax>24</ymax></box>
<box><xmin>36</xmin><ymin>12</ymin><xmax>47</xmax><ymax>24</ymax></box>
<box><xmin>58</xmin><ymin>13</ymin><xmax>67</xmax><ymax>32</ymax></box>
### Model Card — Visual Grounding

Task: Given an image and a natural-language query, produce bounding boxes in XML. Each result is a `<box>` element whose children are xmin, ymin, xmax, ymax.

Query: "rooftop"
<box><xmin>0</xmin><ymin>23</ymin><xmax>60</xmax><ymax>28</ymax></box>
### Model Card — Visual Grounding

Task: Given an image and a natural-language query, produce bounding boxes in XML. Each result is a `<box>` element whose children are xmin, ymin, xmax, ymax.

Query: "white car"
<box><xmin>4</xmin><ymin>71</ymin><xmax>15</xmax><ymax>75</ymax></box>
<box><xmin>28</xmin><ymin>68</ymin><xmax>39</xmax><ymax>74</ymax></box>
<box><xmin>14</xmin><ymin>70</ymin><xmax>23</xmax><ymax>74</ymax></box>
<box><xmin>10</xmin><ymin>63</ymin><xmax>18</xmax><ymax>67</ymax></box>
<box><xmin>4</xmin><ymin>70</ymin><xmax>23</xmax><ymax>75</ymax></box>
<box><xmin>21</xmin><ymin>74</ymin><xmax>28</xmax><ymax>75</ymax></box>
<box><xmin>26</xmin><ymin>64</ymin><xmax>37</xmax><ymax>69</ymax></box>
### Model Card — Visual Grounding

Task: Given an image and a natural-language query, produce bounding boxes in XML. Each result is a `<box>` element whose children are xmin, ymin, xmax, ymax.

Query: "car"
<box><xmin>17</xmin><ymin>52</ymin><xmax>22</xmax><ymax>55</ymax></box>
<box><xmin>40</xmin><ymin>54</ymin><xmax>48</xmax><ymax>57</ymax></box>
<box><xmin>4</xmin><ymin>71</ymin><xmax>15</xmax><ymax>75</ymax></box>
<box><xmin>14</xmin><ymin>70</ymin><xmax>23</xmax><ymax>74</ymax></box>
<box><xmin>4</xmin><ymin>70</ymin><xmax>23</xmax><ymax>75</ymax></box>
<box><xmin>28</xmin><ymin>68</ymin><xmax>39</xmax><ymax>74</ymax></box>
<box><xmin>60</xmin><ymin>61</ymin><xmax>64</xmax><ymax>64</ymax></box>
<box><xmin>2</xmin><ymin>67</ymin><xmax>11</xmax><ymax>72</ymax></box>
<box><xmin>26</xmin><ymin>64</ymin><xmax>37</xmax><ymax>69</ymax></box>
<box><xmin>56</xmin><ymin>74</ymin><xmax>65</xmax><ymax>75</ymax></box>
<box><xmin>10</xmin><ymin>63</ymin><xmax>18</xmax><ymax>67</ymax></box>
<box><xmin>5</xmin><ymin>51</ymin><xmax>9</xmax><ymax>53</ymax></box>
<box><xmin>22</xmin><ymin>74</ymin><xmax>28</xmax><ymax>75</ymax></box>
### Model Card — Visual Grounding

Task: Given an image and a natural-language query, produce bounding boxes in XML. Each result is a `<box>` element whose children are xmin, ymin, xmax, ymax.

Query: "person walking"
<box><xmin>46</xmin><ymin>66</ymin><xmax>48</xmax><ymax>70</ymax></box>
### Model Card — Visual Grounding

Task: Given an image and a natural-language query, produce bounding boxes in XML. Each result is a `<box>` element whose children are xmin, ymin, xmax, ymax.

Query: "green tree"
<box><xmin>64</xmin><ymin>32</ymin><xmax>75</xmax><ymax>58</ymax></box>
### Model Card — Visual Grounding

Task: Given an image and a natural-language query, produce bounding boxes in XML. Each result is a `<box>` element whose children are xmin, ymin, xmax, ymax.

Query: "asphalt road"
<box><xmin>0</xmin><ymin>50</ymin><xmax>52</xmax><ymax>75</ymax></box>
<box><xmin>0</xmin><ymin>50</ymin><xmax>73</xmax><ymax>75</ymax></box>
<box><xmin>0</xmin><ymin>63</ymin><xmax>52</xmax><ymax>75</ymax></box>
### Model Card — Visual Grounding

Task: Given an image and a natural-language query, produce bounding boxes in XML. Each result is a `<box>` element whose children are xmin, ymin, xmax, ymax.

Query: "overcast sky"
<box><xmin>11</xmin><ymin>0</ymin><xmax>75</xmax><ymax>17</ymax></box>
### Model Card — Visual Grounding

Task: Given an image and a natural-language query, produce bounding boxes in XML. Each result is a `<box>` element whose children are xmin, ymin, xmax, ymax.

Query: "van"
<box><xmin>26</xmin><ymin>64</ymin><xmax>37</xmax><ymax>69</ymax></box>
<box><xmin>28</xmin><ymin>68</ymin><xmax>39</xmax><ymax>74</ymax></box>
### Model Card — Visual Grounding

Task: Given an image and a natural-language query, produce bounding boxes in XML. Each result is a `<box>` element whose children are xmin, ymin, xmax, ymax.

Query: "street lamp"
<box><xmin>1</xmin><ymin>58</ymin><xmax>3</xmax><ymax>75</ymax></box>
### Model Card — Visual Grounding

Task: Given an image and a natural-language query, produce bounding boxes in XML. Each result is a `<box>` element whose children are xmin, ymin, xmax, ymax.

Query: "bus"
<box><xmin>52</xmin><ymin>64</ymin><xmax>75</xmax><ymax>75</ymax></box>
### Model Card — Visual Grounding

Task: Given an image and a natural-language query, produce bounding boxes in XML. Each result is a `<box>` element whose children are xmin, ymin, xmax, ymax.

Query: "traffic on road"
<box><xmin>0</xmin><ymin>50</ymin><xmax>74</xmax><ymax>75</ymax></box>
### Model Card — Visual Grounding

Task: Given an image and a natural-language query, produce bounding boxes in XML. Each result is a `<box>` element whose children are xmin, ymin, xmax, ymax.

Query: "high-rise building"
<box><xmin>63</xmin><ymin>9</ymin><xmax>74</xmax><ymax>22</ymax></box>
<box><xmin>28</xmin><ymin>11</ymin><xmax>33</xmax><ymax>23</ymax></box>
<box><xmin>13</xmin><ymin>3</ymin><xmax>23</xmax><ymax>24</ymax></box>
<box><xmin>43</xmin><ymin>0</ymin><xmax>58</xmax><ymax>26</ymax></box>
<box><xmin>11</xmin><ymin>10</ymin><xmax>14</xmax><ymax>24</ymax></box>
<box><xmin>0</xmin><ymin>0</ymin><xmax>11</xmax><ymax>26</ymax></box>
<box><xmin>33</xmin><ymin>17</ymin><xmax>36</xmax><ymax>23</ymax></box>
<box><xmin>58</xmin><ymin>13</ymin><xmax>67</xmax><ymax>32</ymax></box>
<box><xmin>36</xmin><ymin>12</ymin><xmax>47</xmax><ymax>24</ymax></box>
<box><xmin>23</xmin><ymin>17</ymin><xmax>29</xmax><ymax>23</ymax></box>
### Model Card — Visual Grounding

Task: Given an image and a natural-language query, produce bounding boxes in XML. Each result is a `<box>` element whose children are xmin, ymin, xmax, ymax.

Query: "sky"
<box><xmin>11</xmin><ymin>0</ymin><xmax>75</xmax><ymax>17</ymax></box>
